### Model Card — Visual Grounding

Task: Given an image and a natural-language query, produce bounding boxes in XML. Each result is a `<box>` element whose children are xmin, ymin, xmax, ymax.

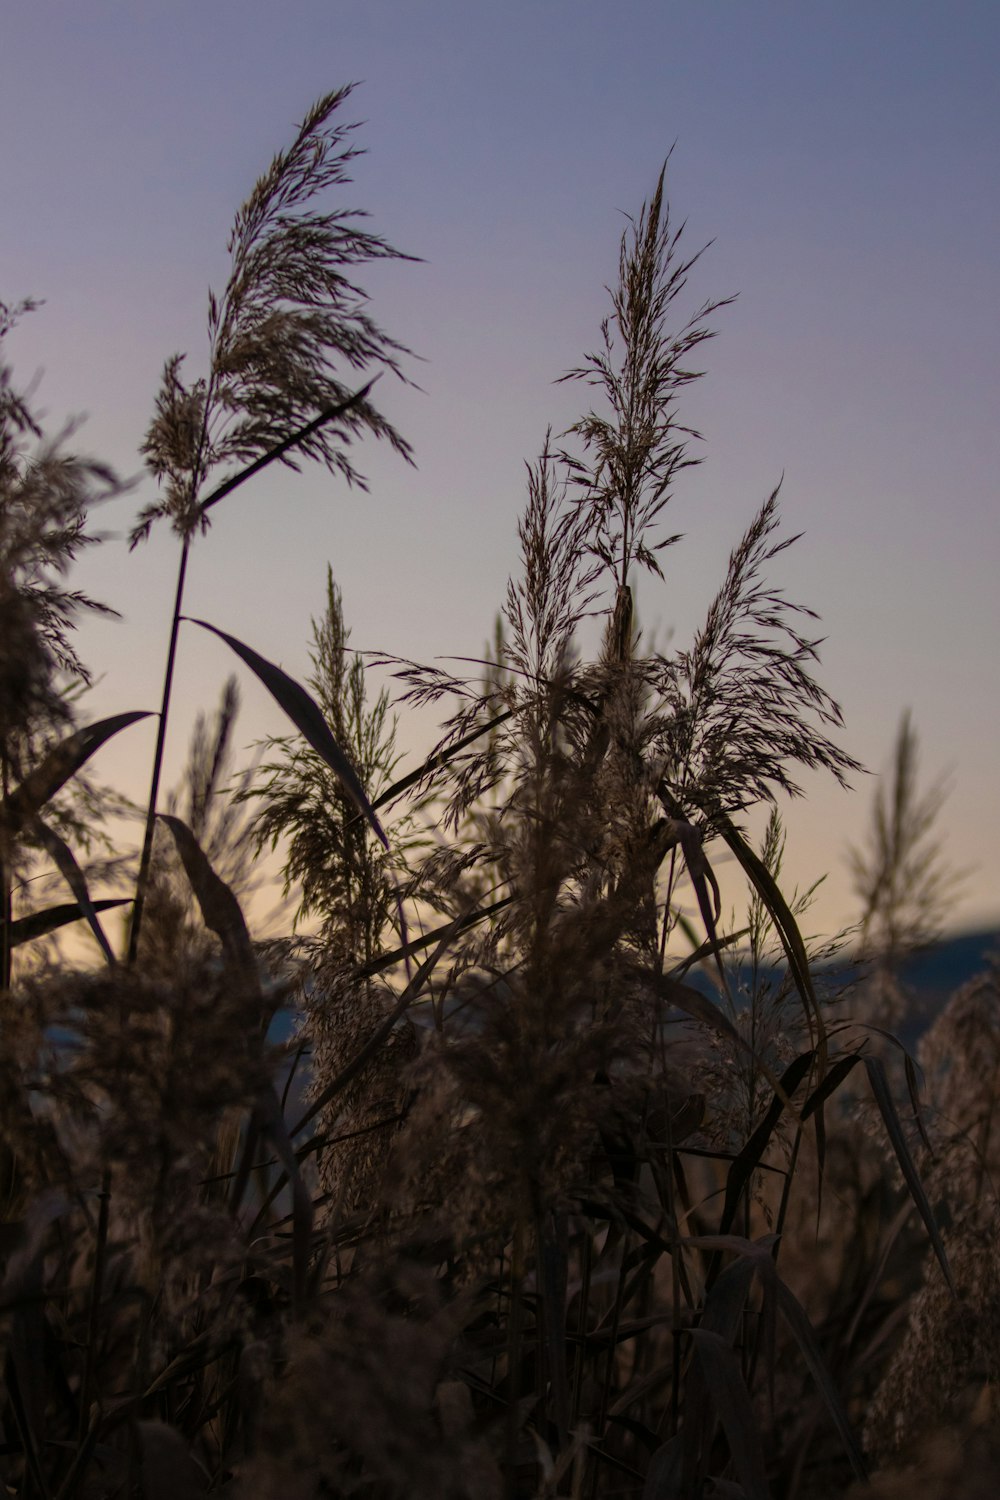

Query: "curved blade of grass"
<box><xmin>182</xmin><ymin>618</ymin><xmax>414</xmax><ymax>983</ymax></box>
<box><xmin>689</xmin><ymin>1330</ymin><xmax>771</xmax><ymax>1500</ymax></box>
<box><xmin>904</xmin><ymin>1050</ymin><xmax>934</xmax><ymax>1155</ymax></box>
<box><xmin>642</xmin><ymin>1434</ymin><xmax>683</xmax><ymax>1499</ymax></box>
<box><xmin>857</xmin><ymin>1022</ymin><xmax>934</xmax><ymax>1155</ymax></box>
<box><xmin>719</xmin><ymin>1051</ymin><xmax>817</xmax><ymax>1238</ymax></box>
<box><xmin>798</xmin><ymin>1053</ymin><xmax>862</xmax><ymax>1228</ymax></box>
<box><xmin>357</xmin><ymin>895</ymin><xmax>512</xmax><ymax>977</ymax></box>
<box><xmin>228</xmin><ymin>1110</ymin><xmax>263</xmax><ymax>1220</ymax></box>
<box><xmin>684</xmin><ymin>1232</ymin><xmax>780</xmax><ymax>1258</ymax></box>
<box><xmin>196</xmin><ymin>380</ymin><xmax>377</xmax><ymax>518</ymax></box>
<box><xmin>184</xmin><ymin>618</ymin><xmax>388</xmax><ymax>850</ymax></box>
<box><xmin>2</xmin><ymin>711</ymin><xmax>151</xmax><ymax>835</ymax></box>
<box><xmin>716</xmin><ymin>813</ymin><xmax>827</xmax><ymax>1070</ymax></box>
<box><xmin>1</xmin><ymin>1191</ymin><xmax>69</xmax><ymax>1500</ymax></box>
<box><xmin>158</xmin><ymin>815</ymin><xmax>315</xmax><ymax>1296</ymax></box>
<box><xmin>183</xmin><ymin>619</ymin><xmax>413</xmax><ymax>985</ymax></box>
<box><xmin>680</xmin><ymin>1254</ymin><xmax>755</xmax><ymax>1497</ymax></box>
<box><xmin>255</xmin><ymin>1083</ymin><xmax>315</xmax><ymax>1310</ymax></box>
<box><xmin>141</xmin><ymin>1336</ymin><xmax>216</xmax><ymax>1399</ymax></box>
<box><xmin>642</xmin><ymin>970</ymin><xmax>743</xmax><ymax>1046</ymax></box>
<box><xmin>159</xmin><ymin>814</ymin><xmax>257</xmax><ymax>983</ymax></box>
<box><xmin>668</xmin><ymin>926</ymin><xmax>748</xmax><ymax>979</ymax></box>
<box><xmin>31</xmin><ymin>816</ymin><xmax>116</xmax><ymax>964</ymax></box>
<box><xmin>676</xmin><ymin>823</ymin><xmax>725</xmax><ymax>983</ymax></box>
<box><xmin>699</xmin><ymin>1252</ymin><xmax>757</xmax><ymax>1342</ymax></box>
<box><xmin>697</xmin><ymin>1236</ymin><xmax>866</xmax><ymax>1485</ymax></box>
<box><xmin>863</xmin><ymin>1053</ymin><xmax>954</xmax><ymax>1295</ymax></box>
<box><xmin>653</xmin><ymin>791</ymin><xmax>729</xmax><ymax>985</ymax></box>
<box><xmin>3</xmin><ymin>899</ymin><xmax>128</xmax><ymax>948</ymax></box>
<box><xmin>639</xmin><ymin>969</ymin><xmax>795</xmax><ymax>1110</ymax></box>
<box><xmin>756</xmin><ymin>1258</ymin><xmax>868</xmax><ymax>1483</ymax></box>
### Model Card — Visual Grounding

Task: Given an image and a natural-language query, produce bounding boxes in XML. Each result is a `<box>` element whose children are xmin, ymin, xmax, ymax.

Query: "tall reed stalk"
<box><xmin>126</xmin><ymin>86</ymin><xmax>414</xmax><ymax>962</ymax></box>
<box><xmin>127</xmin><ymin>385</ymin><xmax>377</xmax><ymax>963</ymax></box>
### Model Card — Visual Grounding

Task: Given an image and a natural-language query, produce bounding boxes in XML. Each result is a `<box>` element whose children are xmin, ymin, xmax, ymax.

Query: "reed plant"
<box><xmin>0</xmin><ymin>90</ymin><xmax>996</xmax><ymax>1500</ymax></box>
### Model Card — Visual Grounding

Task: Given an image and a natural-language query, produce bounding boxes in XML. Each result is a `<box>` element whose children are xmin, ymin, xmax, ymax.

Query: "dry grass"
<box><xmin>0</xmin><ymin>93</ymin><xmax>994</xmax><ymax>1500</ymax></box>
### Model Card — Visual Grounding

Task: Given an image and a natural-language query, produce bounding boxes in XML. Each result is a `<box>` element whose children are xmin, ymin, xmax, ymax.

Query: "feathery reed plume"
<box><xmin>655</xmin><ymin>486</ymin><xmax>862</xmax><ymax>826</ymax></box>
<box><xmin>559</xmin><ymin>156</ymin><xmax>733</xmax><ymax>589</ymax></box>
<box><xmin>242</xmin><ymin>569</ymin><xmax>417</xmax><ymax>1214</ymax></box>
<box><xmin>133</xmin><ymin>86</ymin><xmax>415</xmax><ymax>549</ymax></box>
<box><xmin>868</xmin><ymin>966</ymin><xmax>1000</xmax><ymax>1461</ymax></box>
<box><xmin>850</xmin><ymin>710</ymin><xmax>961</xmax><ymax>963</ymax></box>
<box><xmin>245</xmin><ymin>568</ymin><xmax>403</xmax><ymax>958</ymax></box>
<box><xmin>0</xmin><ymin>303</ymin><xmax>118</xmax><ymax>740</ymax></box>
<box><xmin>364</xmin><ymin>164</ymin><xmax>916</xmax><ymax>1497</ymax></box>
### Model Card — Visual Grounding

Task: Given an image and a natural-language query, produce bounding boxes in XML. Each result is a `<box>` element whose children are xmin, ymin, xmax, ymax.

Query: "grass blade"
<box><xmin>863</xmin><ymin>1053</ymin><xmax>955</xmax><ymax>1295</ymax></box>
<box><xmin>357</xmin><ymin>895</ymin><xmax>512</xmax><ymax>977</ymax></box>
<box><xmin>3</xmin><ymin>899</ymin><xmax>128</xmax><ymax>948</ymax></box>
<box><xmin>642</xmin><ymin>1435</ymin><xmax>683</xmax><ymax>1499</ymax></box>
<box><xmin>158</xmin><ymin>815</ymin><xmax>314</xmax><ymax>1297</ymax></box>
<box><xmin>359</xmin><ymin>708</ymin><xmax>515</xmax><ymax>822</ymax></box>
<box><xmin>689</xmin><ymin>1329</ymin><xmax>771</xmax><ymax>1500</ymax></box>
<box><xmin>158</xmin><ymin>813</ymin><xmax>257</xmax><ymax>980</ymax></box>
<box><xmin>716</xmin><ymin>813</ymin><xmax>827</xmax><ymax>1065</ymax></box>
<box><xmin>184</xmin><ymin>618</ymin><xmax>388</xmax><ymax>849</ymax></box>
<box><xmin>196</xmin><ymin>380</ymin><xmax>377</xmax><ymax>518</ymax></box>
<box><xmin>31</xmin><ymin>816</ymin><xmax>117</xmax><ymax>964</ymax></box>
<box><xmin>2</xmin><ymin>712</ymin><xmax>151</xmax><ymax>835</ymax></box>
<box><xmin>758</xmin><ymin>1261</ymin><xmax>868</xmax><ymax>1483</ymax></box>
<box><xmin>720</xmin><ymin>1052</ymin><xmax>817</xmax><ymax>1238</ymax></box>
<box><xmin>639</xmin><ymin>968</ymin><xmax>797</xmax><ymax>1111</ymax></box>
<box><xmin>256</xmin><ymin>1083</ymin><xmax>315</xmax><ymax>1309</ymax></box>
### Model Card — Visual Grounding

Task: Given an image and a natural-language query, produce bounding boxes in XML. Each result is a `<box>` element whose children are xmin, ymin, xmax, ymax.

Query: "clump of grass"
<box><xmin>1</xmin><ymin>97</ymin><xmax>995</xmax><ymax>1500</ymax></box>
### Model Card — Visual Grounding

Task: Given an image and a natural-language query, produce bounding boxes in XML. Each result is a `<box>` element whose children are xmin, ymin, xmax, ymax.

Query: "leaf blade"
<box><xmin>3</xmin><ymin>899</ymin><xmax>129</xmax><ymax>948</ymax></box>
<box><xmin>31</xmin><ymin>816</ymin><xmax>117</xmax><ymax>964</ymax></box>
<box><xmin>184</xmin><ymin>619</ymin><xmax>388</xmax><ymax>849</ymax></box>
<box><xmin>864</xmin><ymin>1053</ymin><xmax>955</xmax><ymax>1296</ymax></box>
<box><xmin>2</xmin><ymin>712</ymin><xmax>151</xmax><ymax>835</ymax></box>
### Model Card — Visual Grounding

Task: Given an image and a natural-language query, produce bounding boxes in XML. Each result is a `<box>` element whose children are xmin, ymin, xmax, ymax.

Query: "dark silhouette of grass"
<box><xmin>0</xmin><ymin>94</ymin><xmax>994</xmax><ymax>1500</ymax></box>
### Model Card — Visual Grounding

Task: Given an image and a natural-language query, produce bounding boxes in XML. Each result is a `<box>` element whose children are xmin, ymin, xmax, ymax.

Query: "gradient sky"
<box><xmin>2</xmin><ymin>1</ymin><xmax>997</xmax><ymax>940</ymax></box>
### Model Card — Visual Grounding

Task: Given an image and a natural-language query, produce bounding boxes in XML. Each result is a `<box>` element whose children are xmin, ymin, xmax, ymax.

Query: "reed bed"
<box><xmin>0</xmin><ymin>90</ymin><xmax>994</xmax><ymax>1499</ymax></box>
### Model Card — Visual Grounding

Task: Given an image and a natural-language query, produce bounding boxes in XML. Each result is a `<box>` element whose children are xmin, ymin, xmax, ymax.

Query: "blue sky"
<box><xmin>2</xmin><ymin>1</ymin><xmax>998</xmax><ymax>937</ymax></box>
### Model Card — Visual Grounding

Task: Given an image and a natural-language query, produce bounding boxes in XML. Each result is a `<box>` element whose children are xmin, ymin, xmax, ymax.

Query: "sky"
<box><xmin>2</xmin><ymin>0</ymin><xmax>998</xmax><ymax>942</ymax></box>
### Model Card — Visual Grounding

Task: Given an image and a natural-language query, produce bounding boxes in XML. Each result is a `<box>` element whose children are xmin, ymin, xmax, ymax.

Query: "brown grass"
<box><xmin>0</xmin><ymin>96</ymin><xmax>993</xmax><ymax>1500</ymax></box>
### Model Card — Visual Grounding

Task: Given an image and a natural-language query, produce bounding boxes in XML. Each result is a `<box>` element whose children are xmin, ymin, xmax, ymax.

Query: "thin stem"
<box><xmin>1</xmin><ymin>758</ymin><xmax>11</xmax><ymax>990</ymax></box>
<box><xmin>127</xmin><ymin>390</ymin><xmax>376</xmax><ymax>964</ymax></box>
<box><xmin>77</xmin><ymin>1168</ymin><xmax>111</xmax><ymax>1444</ymax></box>
<box><xmin>197</xmin><ymin>381</ymin><xmax>375</xmax><ymax>519</ymax></box>
<box><xmin>505</xmin><ymin>1215</ymin><xmax>525</xmax><ymax>1500</ymax></box>
<box><xmin>590</xmin><ymin>1234</ymin><xmax>629</xmax><ymax>1500</ymax></box>
<box><xmin>127</xmin><ymin>536</ymin><xmax>191</xmax><ymax>964</ymax></box>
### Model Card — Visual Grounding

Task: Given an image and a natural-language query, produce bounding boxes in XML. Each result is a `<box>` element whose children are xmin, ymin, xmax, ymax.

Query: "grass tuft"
<box><xmin>0</xmin><ymin>94</ymin><xmax>991</xmax><ymax>1500</ymax></box>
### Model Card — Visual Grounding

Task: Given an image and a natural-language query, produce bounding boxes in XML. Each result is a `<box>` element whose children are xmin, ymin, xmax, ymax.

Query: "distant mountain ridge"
<box><xmin>683</xmin><ymin>925</ymin><xmax>1000</xmax><ymax>1049</ymax></box>
<box><xmin>891</xmin><ymin>925</ymin><xmax>998</xmax><ymax>1008</ymax></box>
